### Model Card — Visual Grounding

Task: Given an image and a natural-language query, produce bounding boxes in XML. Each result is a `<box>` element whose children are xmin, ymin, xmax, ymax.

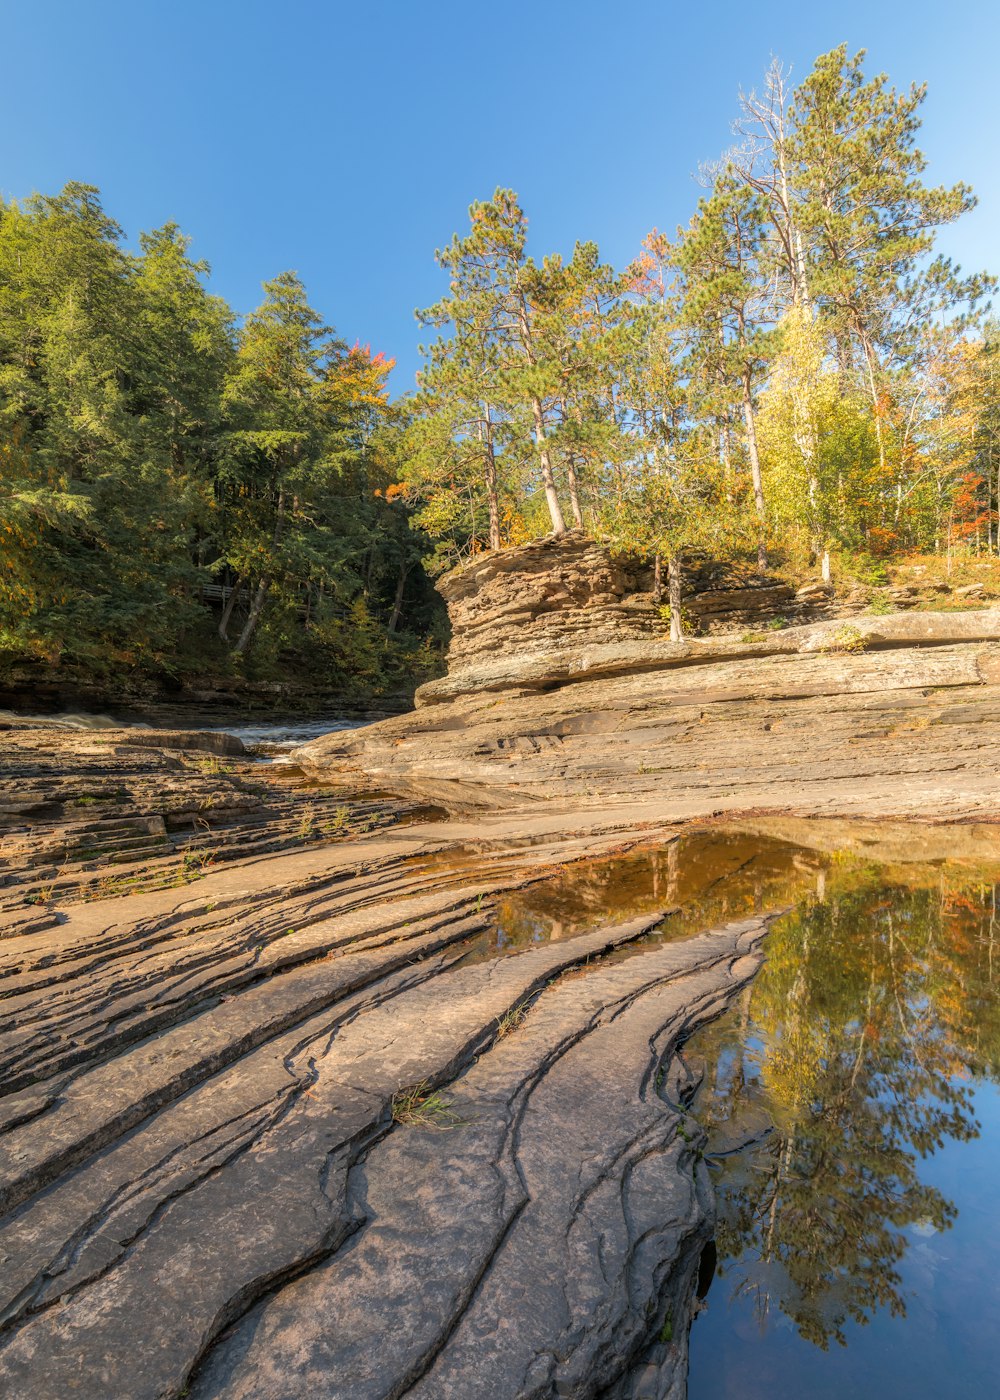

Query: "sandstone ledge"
<box><xmin>298</xmin><ymin>610</ymin><xmax>1000</xmax><ymax>822</ymax></box>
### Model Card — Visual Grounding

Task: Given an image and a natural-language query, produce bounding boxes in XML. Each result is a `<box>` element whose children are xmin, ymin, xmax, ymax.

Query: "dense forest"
<box><xmin>0</xmin><ymin>195</ymin><xmax>440</xmax><ymax>693</ymax></box>
<box><xmin>2</xmin><ymin>44</ymin><xmax>997</xmax><ymax>689</ymax></box>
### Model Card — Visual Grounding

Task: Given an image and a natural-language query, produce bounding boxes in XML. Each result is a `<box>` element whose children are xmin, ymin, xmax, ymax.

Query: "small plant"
<box><xmin>660</xmin><ymin>1314</ymin><xmax>674</xmax><ymax>1344</ymax></box>
<box><xmin>495</xmin><ymin>1003</ymin><xmax>528</xmax><ymax>1039</ymax></box>
<box><xmin>739</xmin><ymin>630</ymin><xmax>768</xmax><ymax>644</ymax></box>
<box><xmin>27</xmin><ymin>878</ymin><xmax>60</xmax><ymax>906</ymax></box>
<box><xmin>766</xmin><ymin>616</ymin><xmax>789</xmax><ymax>631</ymax></box>
<box><xmin>195</xmin><ymin>755</ymin><xmax>232</xmax><ymax>776</ymax></box>
<box><xmin>390</xmin><ymin>1081</ymin><xmax>461</xmax><ymax>1130</ymax></box>
<box><xmin>332</xmin><ymin>805</ymin><xmax>350</xmax><ymax>831</ymax></box>
<box><xmin>659</xmin><ymin>603</ymin><xmax>695</xmax><ymax>633</ymax></box>
<box><xmin>867</xmin><ymin>595</ymin><xmax>894</xmax><ymax>616</ymax></box>
<box><xmin>820</xmin><ymin>623</ymin><xmax>867</xmax><ymax>654</ymax></box>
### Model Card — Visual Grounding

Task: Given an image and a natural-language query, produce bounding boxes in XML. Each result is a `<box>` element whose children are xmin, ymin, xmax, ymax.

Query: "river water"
<box><xmin>496</xmin><ymin>829</ymin><xmax>1000</xmax><ymax>1398</ymax></box>
<box><xmin>0</xmin><ymin>708</ymin><xmax>368</xmax><ymax>754</ymax></box>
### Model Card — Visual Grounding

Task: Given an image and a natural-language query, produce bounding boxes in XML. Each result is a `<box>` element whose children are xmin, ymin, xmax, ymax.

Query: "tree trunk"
<box><xmin>821</xmin><ymin>549</ymin><xmax>831</xmax><ymax>584</ymax></box>
<box><xmin>234</xmin><ymin>575</ymin><xmax>272</xmax><ymax>656</ymax></box>
<box><xmin>218</xmin><ymin>574</ymin><xmax>245</xmax><ymax>642</ymax></box>
<box><xmin>513</xmin><ymin>273</ymin><xmax>565</xmax><ymax>536</ymax></box>
<box><xmin>479</xmin><ymin>406</ymin><xmax>502</xmax><ymax>552</ymax></box>
<box><xmin>233</xmin><ymin>489</ymin><xmax>286</xmax><ymax>656</ymax></box>
<box><xmin>741</xmin><ymin>366</ymin><xmax>767</xmax><ymax>573</ymax></box>
<box><xmin>668</xmin><ymin>554</ymin><xmax>683</xmax><ymax>642</ymax></box>
<box><xmin>858</xmin><ymin>325</ymin><xmax>887</xmax><ymax>476</ymax></box>
<box><xmin>565</xmin><ymin>453</ymin><xmax>584</xmax><ymax>529</ymax></box>
<box><xmin>531</xmin><ymin>394</ymin><xmax>566</xmax><ymax>535</ymax></box>
<box><xmin>387</xmin><ymin>558</ymin><xmax>409</xmax><ymax>634</ymax></box>
<box><xmin>559</xmin><ymin>396</ymin><xmax>585</xmax><ymax>530</ymax></box>
<box><xmin>653</xmin><ymin>553</ymin><xmax>662</xmax><ymax>605</ymax></box>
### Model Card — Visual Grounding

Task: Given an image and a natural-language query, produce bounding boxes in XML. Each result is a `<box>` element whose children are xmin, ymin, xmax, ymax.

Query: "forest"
<box><xmin>2</xmin><ymin>44</ymin><xmax>998</xmax><ymax>687</ymax></box>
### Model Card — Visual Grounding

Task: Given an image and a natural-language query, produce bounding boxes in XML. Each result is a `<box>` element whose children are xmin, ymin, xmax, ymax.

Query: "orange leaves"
<box><xmin>328</xmin><ymin>341</ymin><xmax>396</xmax><ymax>411</ymax></box>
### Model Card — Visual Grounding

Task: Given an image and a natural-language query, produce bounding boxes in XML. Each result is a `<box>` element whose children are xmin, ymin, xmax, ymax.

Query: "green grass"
<box><xmin>390</xmin><ymin>1081</ymin><xmax>462</xmax><ymax>1129</ymax></box>
<box><xmin>495</xmin><ymin>1003</ymin><xmax>528</xmax><ymax>1039</ymax></box>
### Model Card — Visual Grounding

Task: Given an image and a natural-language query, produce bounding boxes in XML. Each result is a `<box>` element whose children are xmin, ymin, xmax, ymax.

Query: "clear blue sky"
<box><xmin>4</xmin><ymin>0</ymin><xmax>998</xmax><ymax>390</ymax></box>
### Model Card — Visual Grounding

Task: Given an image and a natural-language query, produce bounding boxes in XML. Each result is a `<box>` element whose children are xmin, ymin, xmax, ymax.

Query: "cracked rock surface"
<box><xmin>0</xmin><ymin>782</ymin><xmax>773</xmax><ymax>1399</ymax></box>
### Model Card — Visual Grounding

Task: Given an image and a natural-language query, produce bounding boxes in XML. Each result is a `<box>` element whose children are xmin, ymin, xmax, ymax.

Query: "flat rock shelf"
<box><xmin>0</xmin><ymin>805</ymin><xmax>772</xmax><ymax>1399</ymax></box>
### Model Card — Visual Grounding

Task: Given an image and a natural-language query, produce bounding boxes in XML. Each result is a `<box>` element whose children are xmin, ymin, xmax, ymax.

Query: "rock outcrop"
<box><xmin>0</xmin><ymin>791</ymin><xmax>774</xmax><ymax>1399</ymax></box>
<box><xmin>0</xmin><ymin>724</ymin><xmax>404</xmax><ymax>920</ymax></box>
<box><xmin>8</xmin><ymin>535</ymin><xmax>1000</xmax><ymax>1399</ymax></box>
<box><xmin>299</xmin><ymin>597</ymin><xmax>1000</xmax><ymax>819</ymax></box>
<box><xmin>437</xmin><ymin>533</ymin><xmax>827</xmax><ymax>681</ymax></box>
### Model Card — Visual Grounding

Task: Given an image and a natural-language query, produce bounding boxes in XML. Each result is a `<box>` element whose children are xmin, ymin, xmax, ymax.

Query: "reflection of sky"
<box><xmin>689</xmin><ymin>1055</ymin><xmax>1000</xmax><ymax>1399</ymax></box>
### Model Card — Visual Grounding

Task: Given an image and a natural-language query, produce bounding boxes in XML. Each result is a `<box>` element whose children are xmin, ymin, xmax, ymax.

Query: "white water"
<box><xmin>0</xmin><ymin>710</ymin><xmax>368</xmax><ymax>756</ymax></box>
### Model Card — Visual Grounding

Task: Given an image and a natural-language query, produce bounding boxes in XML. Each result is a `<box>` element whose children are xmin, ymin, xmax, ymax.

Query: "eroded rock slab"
<box><xmin>189</xmin><ymin>922</ymin><xmax>769</xmax><ymax>1400</ymax></box>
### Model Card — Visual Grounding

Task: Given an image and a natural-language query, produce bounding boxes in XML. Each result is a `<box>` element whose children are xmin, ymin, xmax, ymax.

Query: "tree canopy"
<box><xmin>2</xmin><ymin>45</ymin><xmax>997</xmax><ymax>685</ymax></box>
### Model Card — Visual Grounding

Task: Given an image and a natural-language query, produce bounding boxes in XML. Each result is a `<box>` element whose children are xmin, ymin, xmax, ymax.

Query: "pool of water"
<box><xmin>444</xmin><ymin>825</ymin><xmax>1000</xmax><ymax>1393</ymax></box>
<box><xmin>683</xmin><ymin>856</ymin><xmax>1000</xmax><ymax>1399</ymax></box>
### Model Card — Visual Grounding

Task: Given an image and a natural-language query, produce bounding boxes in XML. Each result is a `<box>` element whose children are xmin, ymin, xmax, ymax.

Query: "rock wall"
<box><xmin>438</xmin><ymin>534</ymin><xmax>821</xmax><ymax>673</ymax></box>
<box><xmin>422</xmin><ymin>534</ymin><xmax>839</xmax><ymax>706</ymax></box>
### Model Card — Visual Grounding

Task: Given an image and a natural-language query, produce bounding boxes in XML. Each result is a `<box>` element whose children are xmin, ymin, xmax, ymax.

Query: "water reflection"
<box><xmin>485</xmin><ymin>829</ymin><xmax>826</xmax><ymax>960</ymax></box>
<box><xmin>486</xmin><ymin>828</ymin><xmax>1000</xmax><ymax>1393</ymax></box>
<box><xmin>688</xmin><ymin>867</ymin><xmax>1000</xmax><ymax>1398</ymax></box>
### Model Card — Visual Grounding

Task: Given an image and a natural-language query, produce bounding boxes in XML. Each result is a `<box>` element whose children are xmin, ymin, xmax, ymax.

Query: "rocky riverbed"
<box><xmin>3</xmin><ymin>538</ymin><xmax>1000</xmax><ymax>1398</ymax></box>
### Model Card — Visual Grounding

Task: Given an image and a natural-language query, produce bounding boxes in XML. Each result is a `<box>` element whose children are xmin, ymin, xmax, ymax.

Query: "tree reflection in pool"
<box><xmin>479</xmin><ymin>826</ymin><xmax>1000</xmax><ymax>1393</ymax></box>
<box><xmin>686</xmin><ymin>862</ymin><xmax>1000</xmax><ymax>1399</ymax></box>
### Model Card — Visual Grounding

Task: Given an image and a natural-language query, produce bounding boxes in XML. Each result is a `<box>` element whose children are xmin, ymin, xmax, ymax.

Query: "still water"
<box><xmin>684</xmin><ymin>848</ymin><xmax>1000</xmax><ymax>1399</ymax></box>
<box><xmin>498</xmin><ymin>829</ymin><xmax>1000</xmax><ymax>1397</ymax></box>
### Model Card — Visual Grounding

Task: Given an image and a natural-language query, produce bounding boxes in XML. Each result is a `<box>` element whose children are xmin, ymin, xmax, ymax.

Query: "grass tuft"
<box><xmin>390</xmin><ymin>1081</ymin><xmax>462</xmax><ymax>1130</ymax></box>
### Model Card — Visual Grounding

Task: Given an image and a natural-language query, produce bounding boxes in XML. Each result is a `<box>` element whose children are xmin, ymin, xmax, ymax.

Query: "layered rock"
<box><xmin>437</xmin><ymin>533</ymin><xmax>827</xmax><ymax>682</ymax></box>
<box><xmin>8</xmin><ymin>534</ymin><xmax>1000</xmax><ymax>1399</ymax></box>
<box><xmin>0</xmin><ymin>790</ymin><xmax>775</xmax><ymax>1399</ymax></box>
<box><xmin>0</xmin><ymin>723</ymin><xmax>403</xmax><ymax>922</ymax></box>
<box><xmin>299</xmin><ymin>538</ymin><xmax>1000</xmax><ymax>821</ymax></box>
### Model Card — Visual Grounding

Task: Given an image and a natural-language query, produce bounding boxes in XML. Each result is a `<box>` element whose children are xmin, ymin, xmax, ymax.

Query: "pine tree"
<box><xmin>789</xmin><ymin>46</ymin><xmax>993</xmax><ymax>470</ymax></box>
<box><xmin>670</xmin><ymin>174</ymin><xmax>776</xmax><ymax>569</ymax></box>
<box><xmin>219</xmin><ymin>272</ymin><xmax>343</xmax><ymax>655</ymax></box>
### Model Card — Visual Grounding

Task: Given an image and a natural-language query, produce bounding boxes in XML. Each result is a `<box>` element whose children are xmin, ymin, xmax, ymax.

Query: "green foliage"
<box><xmin>0</xmin><ymin>184</ymin><xmax>442</xmax><ymax>691</ymax></box>
<box><xmin>403</xmin><ymin>47</ymin><xmax>996</xmax><ymax>595</ymax></box>
<box><xmin>820</xmin><ymin>623</ymin><xmax>868</xmax><ymax>654</ymax></box>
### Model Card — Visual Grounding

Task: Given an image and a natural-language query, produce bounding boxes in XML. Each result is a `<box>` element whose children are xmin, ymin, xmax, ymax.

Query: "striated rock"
<box><xmin>0</xmin><ymin>783</ymin><xmax>775</xmax><ymax>1399</ymax></box>
<box><xmin>794</xmin><ymin>579</ymin><xmax>834</xmax><ymax>603</ymax></box>
<box><xmin>190</xmin><ymin>921</ymin><xmax>768</xmax><ymax>1400</ymax></box>
<box><xmin>110</xmin><ymin>727</ymin><xmax>247</xmax><ymax>755</ymax></box>
<box><xmin>0</xmin><ymin>725</ymin><xmax>405</xmax><ymax>916</ymax></box>
<box><xmin>300</xmin><ymin>564</ymin><xmax>1000</xmax><ymax>820</ymax></box>
<box><xmin>437</xmin><ymin>534</ymin><xmax>824</xmax><ymax>685</ymax></box>
<box><xmin>9</xmin><ymin>533</ymin><xmax>1000</xmax><ymax>1398</ymax></box>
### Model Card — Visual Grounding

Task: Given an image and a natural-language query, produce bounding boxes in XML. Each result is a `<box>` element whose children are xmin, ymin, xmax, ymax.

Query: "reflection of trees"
<box><xmin>701</xmin><ymin>877</ymin><xmax>1000</xmax><ymax>1349</ymax></box>
<box><xmin>494</xmin><ymin>831</ymin><xmax>828</xmax><ymax>948</ymax></box>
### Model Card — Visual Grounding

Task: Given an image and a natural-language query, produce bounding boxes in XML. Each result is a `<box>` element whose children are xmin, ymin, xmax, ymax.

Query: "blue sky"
<box><xmin>4</xmin><ymin>0</ymin><xmax>998</xmax><ymax>390</ymax></box>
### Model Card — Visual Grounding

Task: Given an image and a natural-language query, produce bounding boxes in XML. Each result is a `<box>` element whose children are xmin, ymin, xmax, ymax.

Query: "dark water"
<box><xmin>486</xmin><ymin>828</ymin><xmax>1000</xmax><ymax>1396</ymax></box>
